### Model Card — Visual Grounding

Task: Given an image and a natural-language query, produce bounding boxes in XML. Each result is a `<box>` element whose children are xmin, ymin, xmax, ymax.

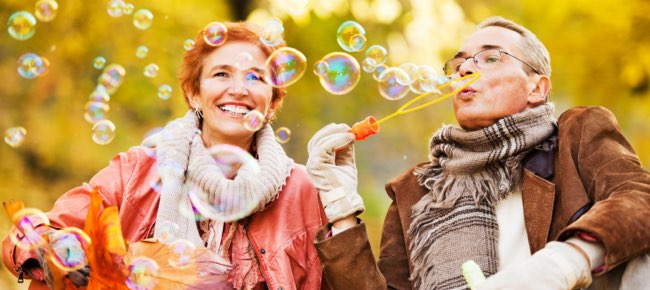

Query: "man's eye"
<box><xmin>485</xmin><ymin>56</ymin><xmax>500</xmax><ymax>63</ymax></box>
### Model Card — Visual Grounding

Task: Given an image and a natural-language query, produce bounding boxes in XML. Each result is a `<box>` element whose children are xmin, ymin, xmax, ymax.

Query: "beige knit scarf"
<box><xmin>409</xmin><ymin>103</ymin><xmax>555</xmax><ymax>290</ymax></box>
<box><xmin>142</xmin><ymin>111</ymin><xmax>293</xmax><ymax>246</ymax></box>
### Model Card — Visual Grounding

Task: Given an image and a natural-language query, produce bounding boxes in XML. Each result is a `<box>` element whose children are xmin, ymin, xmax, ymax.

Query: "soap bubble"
<box><xmin>242</xmin><ymin>110</ymin><xmax>265</xmax><ymax>131</ymax></box>
<box><xmin>92</xmin><ymin>120</ymin><xmax>116</xmax><ymax>145</ymax></box>
<box><xmin>314</xmin><ymin>52</ymin><xmax>360</xmax><ymax>95</ymax></box>
<box><xmin>365</xmin><ymin>45</ymin><xmax>388</xmax><ymax>66</ymax></box>
<box><xmin>275</xmin><ymin>127</ymin><xmax>291</xmax><ymax>144</ymax></box>
<box><xmin>8</xmin><ymin>11</ymin><xmax>37</xmax><ymax>41</ymax></box>
<box><xmin>378</xmin><ymin>67</ymin><xmax>410</xmax><ymax>101</ymax></box>
<box><xmin>34</xmin><ymin>0</ymin><xmax>59</xmax><ymax>22</ymax></box>
<box><xmin>143</xmin><ymin>63</ymin><xmax>159</xmax><ymax>78</ymax></box>
<box><xmin>260</xmin><ymin>19</ymin><xmax>284</xmax><ymax>47</ymax></box>
<box><xmin>122</xmin><ymin>3</ymin><xmax>134</xmax><ymax>15</ymax></box>
<box><xmin>183</xmin><ymin>39</ymin><xmax>194</xmax><ymax>51</ymax></box>
<box><xmin>126</xmin><ymin>257</ymin><xmax>158</xmax><ymax>290</ymax></box>
<box><xmin>107</xmin><ymin>0</ymin><xmax>125</xmax><ymax>17</ymax></box>
<box><xmin>136</xmin><ymin>45</ymin><xmax>148</xmax><ymax>58</ymax></box>
<box><xmin>158</xmin><ymin>84</ymin><xmax>172</xmax><ymax>100</ymax></box>
<box><xmin>133</xmin><ymin>9</ymin><xmax>153</xmax><ymax>30</ymax></box>
<box><xmin>98</xmin><ymin>64</ymin><xmax>126</xmax><ymax>95</ymax></box>
<box><xmin>93</xmin><ymin>56</ymin><xmax>106</xmax><ymax>69</ymax></box>
<box><xmin>84</xmin><ymin>101</ymin><xmax>110</xmax><ymax>124</ymax></box>
<box><xmin>202</xmin><ymin>22</ymin><xmax>228</xmax><ymax>47</ymax></box>
<box><xmin>4</xmin><ymin>127</ymin><xmax>27</xmax><ymax>147</ymax></box>
<box><xmin>265</xmin><ymin>47</ymin><xmax>307</xmax><ymax>88</ymax></box>
<box><xmin>17</xmin><ymin>53</ymin><xmax>49</xmax><ymax>79</ymax></box>
<box><xmin>336</xmin><ymin>21</ymin><xmax>366</xmax><ymax>52</ymax></box>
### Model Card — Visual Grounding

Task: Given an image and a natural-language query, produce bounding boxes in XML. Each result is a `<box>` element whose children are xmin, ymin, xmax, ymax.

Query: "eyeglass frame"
<box><xmin>443</xmin><ymin>48</ymin><xmax>541</xmax><ymax>77</ymax></box>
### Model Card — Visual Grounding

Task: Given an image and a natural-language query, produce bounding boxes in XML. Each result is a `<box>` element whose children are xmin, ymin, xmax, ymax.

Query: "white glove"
<box><xmin>307</xmin><ymin>123</ymin><xmax>365</xmax><ymax>223</ymax></box>
<box><xmin>478</xmin><ymin>241</ymin><xmax>594</xmax><ymax>290</ymax></box>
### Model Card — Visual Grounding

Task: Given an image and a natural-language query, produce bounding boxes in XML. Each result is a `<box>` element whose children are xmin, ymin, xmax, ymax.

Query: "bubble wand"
<box><xmin>348</xmin><ymin>72</ymin><xmax>481</xmax><ymax>140</ymax></box>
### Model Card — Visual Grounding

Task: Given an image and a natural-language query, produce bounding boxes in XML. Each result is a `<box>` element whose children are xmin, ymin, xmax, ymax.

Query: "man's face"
<box><xmin>451</xmin><ymin>26</ymin><xmax>543</xmax><ymax>131</ymax></box>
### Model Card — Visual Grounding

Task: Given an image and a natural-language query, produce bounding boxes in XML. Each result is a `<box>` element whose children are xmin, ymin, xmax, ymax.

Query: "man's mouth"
<box><xmin>457</xmin><ymin>87</ymin><xmax>477</xmax><ymax>99</ymax></box>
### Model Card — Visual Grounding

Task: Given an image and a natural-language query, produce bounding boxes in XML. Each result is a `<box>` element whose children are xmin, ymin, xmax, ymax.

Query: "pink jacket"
<box><xmin>3</xmin><ymin>147</ymin><xmax>328</xmax><ymax>290</ymax></box>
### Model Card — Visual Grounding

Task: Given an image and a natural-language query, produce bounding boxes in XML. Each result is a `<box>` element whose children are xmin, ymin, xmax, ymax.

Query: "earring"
<box><xmin>193</xmin><ymin>105</ymin><xmax>203</xmax><ymax>119</ymax></box>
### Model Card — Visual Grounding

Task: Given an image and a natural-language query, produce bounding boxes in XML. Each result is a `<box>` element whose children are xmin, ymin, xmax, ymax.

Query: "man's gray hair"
<box><xmin>477</xmin><ymin>16</ymin><xmax>551</xmax><ymax>78</ymax></box>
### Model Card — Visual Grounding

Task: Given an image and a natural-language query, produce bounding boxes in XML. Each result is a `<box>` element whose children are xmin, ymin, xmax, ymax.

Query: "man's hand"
<box><xmin>478</xmin><ymin>241</ymin><xmax>593</xmax><ymax>290</ymax></box>
<box><xmin>307</xmin><ymin>123</ymin><xmax>365</xmax><ymax>224</ymax></box>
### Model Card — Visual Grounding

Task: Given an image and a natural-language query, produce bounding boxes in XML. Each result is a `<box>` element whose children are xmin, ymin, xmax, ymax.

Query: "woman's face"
<box><xmin>190</xmin><ymin>40</ymin><xmax>274</xmax><ymax>147</ymax></box>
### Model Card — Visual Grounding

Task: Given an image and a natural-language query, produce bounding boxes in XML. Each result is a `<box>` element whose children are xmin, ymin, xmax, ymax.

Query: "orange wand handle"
<box><xmin>349</xmin><ymin>116</ymin><xmax>380</xmax><ymax>141</ymax></box>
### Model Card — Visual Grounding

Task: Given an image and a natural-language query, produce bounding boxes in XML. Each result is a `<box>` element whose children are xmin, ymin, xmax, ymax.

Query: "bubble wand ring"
<box><xmin>349</xmin><ymin>72</ymin><xmax>481</xmax><ymax>140</ymax></box>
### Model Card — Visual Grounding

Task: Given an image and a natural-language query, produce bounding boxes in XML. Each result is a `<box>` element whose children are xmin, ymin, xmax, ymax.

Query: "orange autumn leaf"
<box><xmin>125</xmin><ymin>238</ymin><xmax>231</xmax><ymax>290</ymax></box>
<box><xmin>83</xmin><ymin>187</ymin><xmax>129</xmax><ymax>290</ymax></box>
<box><xmin>3</xmin><ymin>200</ymin><xmax>25</xmax><ymax>224</ymax></box>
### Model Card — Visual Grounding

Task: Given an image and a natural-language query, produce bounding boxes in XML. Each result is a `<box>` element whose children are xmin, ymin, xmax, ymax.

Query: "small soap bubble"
<box><xmin>8</xmin><ymin>208</ymin><xmax>50</xmax><ymax>250</ymax></box>
<box><xmin>93</xmin><ymin>56</ymin><xmax>106</xmax><ymax>69</ymax></box>
<box><xmin>34</xmin><ymin>0</ymin><xmax>58</xmax><ymax>22</ymax></box>
<box><xmin>362</xmin><ymin>58</ymin><xmax>377</xmax><ymax>73</ymax></box>
<box><xmin>122</xmin><ymin>3</ymin><xmax>134</xmax><ymax>15</ymax></box>
<box><xmin>409</xmin><ymin>65</ymin><xmax>437</xmax><ymax>94</ymax></box>
<box><xmin>47</xmin><ymin>227</ymin><xmax>91</xmax><ymax>272</ymax></box>
<box><xmin>133</xmin><ymin>9</ymin><xmax>153</xmax><ymax>30</ymax></box>
<box><xmin>107</xmin><ymin>0</ymin><xmax>125</xmax><ymax>17</ymax></box>
<box><xmin>98</xmin><ymin>64</ymin><xmax>126</xmax><ymax>95</ymax></box>
<box><xmin>365</xmin><ymin>45</ymin><xmax>388</xmax><ymax>66</ymax></box>
<box><xmin>156</xmin><ymin>221</ymin><xmax>178</xmax><ymax>244</ymax></box>
<box><xmin>4</xmin><ymin>127</ymin><xmax>27</xmax><ymax>147</ymax></box>
<box><xmin>275</xmin><ymin>127</ymin><xmax>291</xmax><ymax>144</ymax></box>
<box><xmin>84</xmin><ymin>101</ymin><xmax>110</xmax><ymax>124</ymax></box>
<box><xmin>234</xmin><ymin>52</ymin><xmax>254</xmax><ymax>70</ymax></box>
<box><xmin>336</xmin><ymin>21</ymin><xmax>366</xmax><ymax>52</ymax></box>
<box><xmin>260</xmin><ymin>19</ymin><xmax>284</xmax><ymax>47</ymax></box>
<box><xmin>158</xmin><ymin>84</ymin><xmax>172</xmax><ymax>100</ymax></box>
<box><xmin>8</xmin><ymin>11</ymin><xmax>37</xmax><ymax>41</ymax></box>
<box><xmin>265</xmin><ymin>47</ymin><xmax>307</xmax><ymax>88</ymax></box>
<box><xmin>17</xmin><ymin>53</ymin><xmax>48</xmax><ymax>79</ymax></box>
<box><xmin>397</xmin><ymin>63</ymin><xmax>418</xmax><ymax>85</ymax></box>
<box><xmin>91</xmin><ymin>120</ymin><xmax>116</xmax><ymax>145</ymax></box>
<box><xmin>378</xmin><ymin>67</ymin><xmax>410</xmax><ymax>101</ymax></box>
<box><xmin>314</xmin><ymin>52</ymin><xmax>360</xmax><ymax>95</ymax></box>
<box><xmin>89</xmin><ymin>90</ymin><xmax>110</xmax><ymax>102</ymax></box>
<box><xmin>202</xmin><ymin>22</ymin><xmax>227</xmax><ymax>47</ymax></box>
<box><xmin>167</xmin><ymin>240</ymin><xmax>195</xmax><ymax>269</ymax></box>
<box><xmin>313</xmin><ymin>60</ymin><xmax>328</xmax><ymax>76</ymax></box>
<box><xmin>183</xmin><ymin>39</ymin><xmax>194</xmax><ymax>51</ymax></box>
<box><xmin>242</xmin><ymin>110</ymin><xmax>265</xmax><ymax>131</ymax></box>
<box><xmin>126</xmin><ymin>257</ymin><xmax>158</xmax><ymax>290</ymax></box>
<box><xmin>135</xmin><ymin>45</ymin><xmax>148</xmax><ymax>58</ymax></box>
<box><xmin>372</xmin><ymin>64</ymin><xmax>388</xmax><ymax>81</ymax></box>
<box><xmin>143</xmin><ymin>63</ymin><xmax>159</xmax><ymax>78</ymax></box>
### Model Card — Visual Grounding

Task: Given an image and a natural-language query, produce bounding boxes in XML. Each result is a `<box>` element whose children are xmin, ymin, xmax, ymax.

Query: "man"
<box><xmin>306</xmin><ymin>16</ymin><xmax>650</xmax><ymax>289</ymax></box>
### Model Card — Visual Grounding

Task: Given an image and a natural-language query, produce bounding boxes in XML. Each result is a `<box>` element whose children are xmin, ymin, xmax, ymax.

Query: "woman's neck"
<box><xmin>201</xmin><ymin>131</ymin><xmax>255</xmax><ymax>153</ymax></box>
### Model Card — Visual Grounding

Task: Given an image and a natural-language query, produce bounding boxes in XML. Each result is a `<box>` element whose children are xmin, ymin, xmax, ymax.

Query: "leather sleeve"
<box><xmin>314</xmin><ymin>222</ymin><xmax>387</xmax><ymax>290</ymax></box>
<box><xmin>378</xmin><ymin>183</ymin><xmax>413</xmax><ymax>290</ymax></box>
<box><xmin>558</xmin><ymin>106</ymin><xmax>650</xmax><ymax>271</ymax></box>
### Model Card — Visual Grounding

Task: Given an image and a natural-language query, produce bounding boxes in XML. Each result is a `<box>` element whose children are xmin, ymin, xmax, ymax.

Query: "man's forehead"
<box><xmin>455</xmin><ymin>26</ymin><xmax>523</xmax><ymax>57</ymax></box>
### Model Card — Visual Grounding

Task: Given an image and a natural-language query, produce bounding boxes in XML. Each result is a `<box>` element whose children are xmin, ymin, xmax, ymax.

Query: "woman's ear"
<box><xmin>527</xmin><ymin>74</ymin><xmax>551</xmax><ymax>107</ymax></box>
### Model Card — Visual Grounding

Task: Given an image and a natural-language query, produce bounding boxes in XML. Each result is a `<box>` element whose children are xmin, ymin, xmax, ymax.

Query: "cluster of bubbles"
<box><xmin>84</xmin><ymin>63</ymin><xmax>126</xmax><ymax>144</ymax></box>
<box><xmin>107</xmin><ymin>0</ymin><xmax>152</xmax><ymax>30</ymax></box>
<box><xmin>4</xmin><ymin>127</ymin><xmax>27</xmax><ymax>147</ymax></box>
<box><xmin>7</xmin><ymin>0</ymin><xmax>59</xmax><ymax>41</ymax></box>
<box><xmin>310</xmin><ymin>20</ymin><xmax>453</xmax><ymax>101</ymax></box>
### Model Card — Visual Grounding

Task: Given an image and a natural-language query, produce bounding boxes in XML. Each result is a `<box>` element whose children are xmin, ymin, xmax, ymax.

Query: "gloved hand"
<box><xmin>307</xmin><ymin>123</ymin><xmax>364</xmax><ymax>223</ymax></box>
<box><xmin>478</xmin><ymin>241</ymin><xmax>594</xmax><ymax>290</ymax></box>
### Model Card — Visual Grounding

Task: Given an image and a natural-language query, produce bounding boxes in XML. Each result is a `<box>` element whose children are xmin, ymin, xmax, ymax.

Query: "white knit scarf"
<box><xmin>142</xmin><ymin>111</ymin><xmax>294</xmax><ymax>246</ymax></box>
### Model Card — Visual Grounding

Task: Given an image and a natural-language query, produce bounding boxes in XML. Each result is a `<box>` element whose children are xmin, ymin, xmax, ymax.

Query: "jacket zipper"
<box><xmin>16</xmin><ymin>266</ymin><xmax>24</xmax><ymax>283</ymax></box>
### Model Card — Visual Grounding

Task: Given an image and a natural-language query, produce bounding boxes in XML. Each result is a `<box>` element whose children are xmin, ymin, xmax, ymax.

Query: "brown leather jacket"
<box><xmin>315</xmin><ymin>106</ymin><xmax>650</xmax><ymax>289</ymax></box>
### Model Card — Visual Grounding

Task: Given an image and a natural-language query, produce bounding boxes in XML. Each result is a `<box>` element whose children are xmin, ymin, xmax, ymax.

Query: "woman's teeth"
<box><xmin>218</xmin><ymin>105</ymin><xmax>251</xmax><ymax>115</ymax></box>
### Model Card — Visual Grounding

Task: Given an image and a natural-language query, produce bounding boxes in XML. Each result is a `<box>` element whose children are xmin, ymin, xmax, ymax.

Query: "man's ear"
<box><xmin>527</xmin><ymin>74</ymin><xmax>551</xmax><ymax>107</ymax></box>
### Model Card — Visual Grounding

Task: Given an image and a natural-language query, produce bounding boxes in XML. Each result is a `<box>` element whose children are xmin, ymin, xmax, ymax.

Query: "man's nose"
<box><xmin>458</xmin><ymin>58</ymin><xmax>477</xmax><ymax>77</ymax></box>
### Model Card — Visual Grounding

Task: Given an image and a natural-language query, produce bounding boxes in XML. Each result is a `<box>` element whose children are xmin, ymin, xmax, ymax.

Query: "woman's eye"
<box><xmin>245</xmin><ymin>72</ymin><xmax>262</xmax><ymax>81</ymax></box>
<box><xmin>213</xmin><ymin>72</ymin><xmax>229</xmax><ymax>78</ymax></box>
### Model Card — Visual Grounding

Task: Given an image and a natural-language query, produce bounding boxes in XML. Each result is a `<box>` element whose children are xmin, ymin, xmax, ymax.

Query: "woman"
<box><xmin>2</xmin><ymin>22</ymin><xmax>328</xmax><ymax>290</ymax></box>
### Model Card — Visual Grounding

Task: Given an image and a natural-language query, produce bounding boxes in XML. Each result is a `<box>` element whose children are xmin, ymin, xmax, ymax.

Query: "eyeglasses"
<box><xmin>443</xmin><ymin>48</ymin><xmax>540</xmax><ymax>76</ymax></box>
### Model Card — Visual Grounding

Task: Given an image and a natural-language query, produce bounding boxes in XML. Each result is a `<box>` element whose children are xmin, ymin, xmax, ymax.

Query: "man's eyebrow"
<box><xmin>453</xmin><ymin>44</ymin><xmax>504</xmax><ymax>58</ymax></box>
